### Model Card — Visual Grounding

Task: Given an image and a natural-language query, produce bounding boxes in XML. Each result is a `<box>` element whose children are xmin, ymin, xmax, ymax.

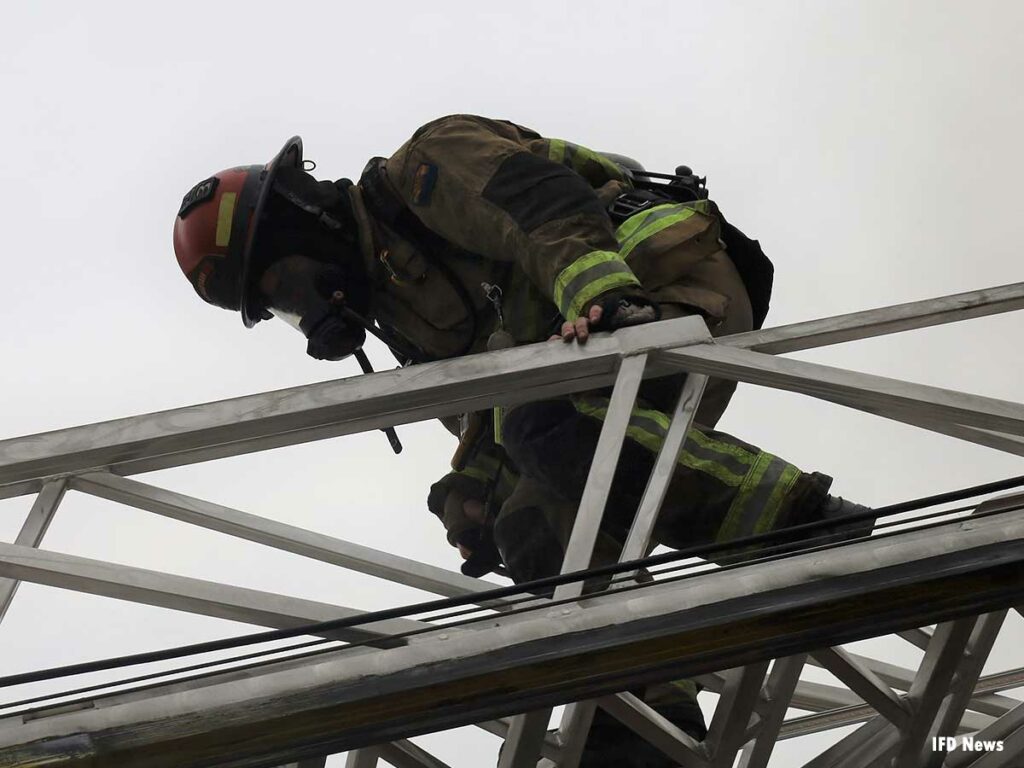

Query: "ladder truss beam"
<box><xmin>656</xmin><ymin>346</ymin><xmax>1024</xmax><ymax>438</ymax></box>
<box><xmin>0</xmin><ymin>479</ymin><xmax>66</xmax><ymax>625</ymax></box>
<box><xmin>0</xmin><ymin>319</ymin><xmax>710</xmax><ymax>500</ymax></box>
<box><xmin>2</xmin><ymin>281</ymin><xmax>1021</xmax><ymax>500</ymax></box>
<box><xmin>0</xmin><ymin>283</ymin><xmax>1021</xmax><ymax>767</ymax></box>
<box><xmin>0</xmin><ymin>541</ymin><xmax>426</xmax><ymax>645</ymax></box>
<box><xmin>722</xmin><ymin>282</ymin><xmax>1024</xmax><ymax>355</ymax></box>
<box><xmin>2</xmin><ymin>510</ymin><xmax>1022</xmax><ymax>767</ymax></box>
<box><xmin>70</xmin><ymin>473</ymin><xmax>493</xmax><ymax>601</ymax></box>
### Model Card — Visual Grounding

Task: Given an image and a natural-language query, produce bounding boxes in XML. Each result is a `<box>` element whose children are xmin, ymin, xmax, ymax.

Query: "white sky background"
<box><xmin>0</xmin><ymin>1</ymin><xmax>1022</xmax><ymax>765</ymax></box>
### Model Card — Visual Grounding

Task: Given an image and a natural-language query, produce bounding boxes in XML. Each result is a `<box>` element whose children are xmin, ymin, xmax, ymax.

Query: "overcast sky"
<box><xmin>1</xmin><ymin>2</ymin><xmax>1022</xmax><ymax>766</ymax></box>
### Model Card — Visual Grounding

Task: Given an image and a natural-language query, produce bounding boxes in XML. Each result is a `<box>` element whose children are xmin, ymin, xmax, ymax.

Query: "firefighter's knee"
<box><xmin>502</xmin><ymin>400</ymin><xmax>595</xmax><ymax>498</ymax></box>
<box><xmin>493</xmin><ymin>502</ymin><xmax>565</xmax><ymax>586</ymax></box>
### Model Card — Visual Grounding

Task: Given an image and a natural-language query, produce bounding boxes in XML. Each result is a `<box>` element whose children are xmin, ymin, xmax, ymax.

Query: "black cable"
<box><xmin>0</xmin><ymin>637</ymin><xmax>335</xmax><ymax>712</ymax></box>
<box><xmin>2</xmin><ymin>474</ymin><xmax>1022</xmax><ymax>692</ymax></box>
<box><xmin>7</xmin><ymin>497</ymin><xmax>1020</xmax><ymax>720</ymax></box>
<box><xmin>3</xmin><ymin>498</ymin><xmax>1014</xmax><ymax>718</ymax></box>
<box><xmin>8</xmin><ymin>497</ymin><xmax>1020</xmax><ymax>715</ymax></box>
<box><xmin>5</xmin><ymin>476</ymin><xmax>1021</xmax><ymax>696</ymax></box>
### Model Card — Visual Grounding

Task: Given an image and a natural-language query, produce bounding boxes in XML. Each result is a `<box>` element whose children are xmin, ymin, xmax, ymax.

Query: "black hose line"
<box><xmin>3</xmin><ymin>497</ymin><xmax>1022</xmax><ymax>717</ymax></box>
<box><xmin>0</xmin><ymin>499</ymin><xmax>985</xmax><ymax>713</ymax></box>
<box><xmin>2</xmin><ymin>474</ymin><xmax>1022</xmax><ymax>693</ymax></box>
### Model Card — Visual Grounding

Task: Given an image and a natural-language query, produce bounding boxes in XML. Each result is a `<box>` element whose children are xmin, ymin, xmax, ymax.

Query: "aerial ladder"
<box><xmin>0</xmin><ymin>283</ymin><xmax>1022</xmax><ymax>768</ymax></box>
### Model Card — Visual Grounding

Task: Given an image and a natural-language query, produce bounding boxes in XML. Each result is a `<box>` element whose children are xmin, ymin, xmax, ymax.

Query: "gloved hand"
<box><xmin>427</xmin><ymin>477</ymin><xmax>503</xmax><ymax>576</ymax></box>
<box><xmin>553</xmin><ymin>290</ymin><xmax>660</xmax><ymax>344</ymax></box>
<box><xmin>593</xmin><ymin>294</ymin><xmax>660</xmax><ymax>329</ymax></box>
<box><xmin>456</xmin><ymin>527</ymin><xmax>502</xmax><ymax>578</ymax></box>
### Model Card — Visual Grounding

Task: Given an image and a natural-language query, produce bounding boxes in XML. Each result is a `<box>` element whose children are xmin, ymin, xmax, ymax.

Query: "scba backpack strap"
<box><xmin>609</xmin><ymin>165</ymin><xmax>775</xmax><ymax>330</ymax></box>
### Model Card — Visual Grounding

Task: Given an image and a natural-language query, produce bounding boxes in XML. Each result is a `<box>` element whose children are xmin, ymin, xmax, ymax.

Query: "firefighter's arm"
<box><xmin>426</xmin><ymin>462</ymin><xmax>493</xmax><ymax>550</ymax></box>
<box><xmin>427</xmin><ymin>416</ymin><xmax>515</xmax><ymax>575</ymax></box>
<box><xmin>387</xmin><ymin>115</ymin><xmax>655</xmax><ymax>331</ymax></box>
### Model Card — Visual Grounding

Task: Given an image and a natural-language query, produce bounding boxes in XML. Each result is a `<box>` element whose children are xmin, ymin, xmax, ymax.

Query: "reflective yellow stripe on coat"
<box><xmin>554</xmin><ymin>251</ymin><xmax>641</xmax><ymax>321</ymax></box>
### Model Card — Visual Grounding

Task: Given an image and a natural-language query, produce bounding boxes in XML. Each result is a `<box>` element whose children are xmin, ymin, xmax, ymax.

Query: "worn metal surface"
<box><xmin>721</xmin><ymin>282</ymin><xmax>1024</xmax><ymax>354</ymax></box>
<box><xmin>0</xmin><ymin>479</ymin><xmax>66</xmax><ymax>624</ymax></box>
<box><xmin>1</xmin><ymin>284</ymin><xmax>1022</xmax><ymax>768</ymax></box>
<box><xmin>0</xmin><ymin>319</ymin><xmax>710</xmax><ymax>499</ymax></box>
<box><xmin>71</xmin><ymin>473</ymin><xmax>492</xmax><ymax>601</ymax></box>
<box><xmin>2</xmin><ymin>511</ymin><xmax>1023</xmax><ymax>766</ymax></box>
<box><xmin>0</xmin><ymin>540</ymin><xmax>425</xmax><ymax>643</ymax></box>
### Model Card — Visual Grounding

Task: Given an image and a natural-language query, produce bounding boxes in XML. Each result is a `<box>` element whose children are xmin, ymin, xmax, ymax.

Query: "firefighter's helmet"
<box><xmin>172</xmin><ymin>137</ymin><xmax>302</xmax><ymax>326</ymax></box>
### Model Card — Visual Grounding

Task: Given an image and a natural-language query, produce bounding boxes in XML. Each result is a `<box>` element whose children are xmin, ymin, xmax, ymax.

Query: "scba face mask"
<box><xmin>260</xmin><ymin>253</ymin><xmax>369</xmax><ymax>362</ymax></box>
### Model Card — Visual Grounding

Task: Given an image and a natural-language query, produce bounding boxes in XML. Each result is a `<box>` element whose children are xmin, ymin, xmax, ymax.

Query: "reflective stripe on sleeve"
<box><xmin>548</xmin><ymin>139</ymin><xmax>627</xmax><ymax>182</ymax></box>
<box><xmin>548</xmin><ymin>139</ymin><xmax>567</xmax><ymax>164</ymax></box>
<box><xmin>456</xmin><ymin>465</ymin><xmax>494</xmax><ymax>485</ymax></box>
<box><xmin>462</xmin><ymin>451</ymin><xmax>502</xmax><ymax>479</ymax></box>
<box><xmin>616</xmin><ymin>201</ymin><xmax>711</xmax><ymax>259</ymax></box>
<box><xmin>554</xmin><ymin>250</ymin><xmax>641</xmax><ymax>321</ymax></box>
<box><xmin>455</xmin><ymin>444</ymin><xmax>518</xmax><ymax>503</ymax></box>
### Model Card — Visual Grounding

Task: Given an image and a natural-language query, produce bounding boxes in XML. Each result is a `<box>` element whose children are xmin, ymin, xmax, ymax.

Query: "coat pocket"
<box><xmin>619</xmin><ymin>202</ymin><xmax>723</xmax><ymax>291</ymax></box>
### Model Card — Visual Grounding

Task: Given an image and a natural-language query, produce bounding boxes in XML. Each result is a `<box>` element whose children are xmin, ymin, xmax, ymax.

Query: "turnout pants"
<box><xmin>494</xmin><ymin>249</ymin><xmax>831</xmax><ymax>582</ymax></box>
<box><xmin>490</xmin><ymin>252</ymin><xmax>832</xmax><ymax>764</ymax></box>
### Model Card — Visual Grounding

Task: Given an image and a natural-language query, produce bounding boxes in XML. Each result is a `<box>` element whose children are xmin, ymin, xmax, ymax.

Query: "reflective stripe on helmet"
<box><xmin>215</xmin><ymin>193</ymin><xmax>237</xmax><ymax>247</ymax></box>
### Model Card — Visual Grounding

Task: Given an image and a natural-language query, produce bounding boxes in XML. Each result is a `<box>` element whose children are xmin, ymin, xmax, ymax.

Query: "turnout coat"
<box><xmin>346</xmin><ymin>114</ymin><xmax>765</xmax><ymax>547</ymax></box>
<box><xmin>349</xmin><ymin>114</ymin><xmax>756</xmax><ymax>364</ymax></box>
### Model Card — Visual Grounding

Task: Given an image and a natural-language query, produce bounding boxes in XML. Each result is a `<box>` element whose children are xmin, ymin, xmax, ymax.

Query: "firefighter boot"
<box><xmin>813</xmin><ymin>495</ymin><xmax>876</xmax><ymax>544</ymax></box>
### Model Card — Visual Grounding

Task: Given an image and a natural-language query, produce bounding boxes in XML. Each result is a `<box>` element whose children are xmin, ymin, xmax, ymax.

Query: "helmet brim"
<box><xmin>239</xmin><ymin>136</ymin><xmax>303</xmax><ymax>328</ymax></box>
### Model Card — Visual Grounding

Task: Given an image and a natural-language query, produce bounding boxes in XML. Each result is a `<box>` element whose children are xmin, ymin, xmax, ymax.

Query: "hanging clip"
<box><xmin>481</xmin><ymin>282</ymin><xmax>504</xmax><ymax>324</ymax></box>
<box><xmin>481</xmin><ymin>282</ymin><xmax>515</xmax><ymax>352</ymax></box>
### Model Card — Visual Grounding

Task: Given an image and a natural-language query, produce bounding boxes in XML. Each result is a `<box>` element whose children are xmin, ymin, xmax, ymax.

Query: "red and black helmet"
<box><xmin>172</xmin><ymin>137</ymin><xmax>303</xmax><ymax>327</ymax></box>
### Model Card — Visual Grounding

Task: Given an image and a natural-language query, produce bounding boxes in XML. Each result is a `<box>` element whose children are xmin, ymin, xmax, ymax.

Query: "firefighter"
<box><xmin>173</xmin><ymin>114</ymin><xmax>873</xmax><ymax>767</ymax></box>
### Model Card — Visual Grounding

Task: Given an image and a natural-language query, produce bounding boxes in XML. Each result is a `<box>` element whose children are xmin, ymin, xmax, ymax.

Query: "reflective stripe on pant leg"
<box><xmin>572</xmin><ymin>395</ymin><xmax>752</xmax><ymax>486</ymax></box>
<box><xmin>716</xmin><ymin>453</ymin><xmax>802</xmax><ymax>543</ymax></box>
<box><xmin>571</xmin><ymin>394</ymin><xmax>801</xmax><ymax>541</ymax></box>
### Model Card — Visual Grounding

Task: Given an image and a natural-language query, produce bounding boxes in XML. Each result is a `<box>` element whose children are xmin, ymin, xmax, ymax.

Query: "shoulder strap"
<box><xmin>359</xmin><ymin>158</ymin><xmax>450</xmax><ymax>253</ymax></box>
<box><xmin>358</xmin><ymin>157</ymin><xmax>480</xmax><ymax>357</ymax></box>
